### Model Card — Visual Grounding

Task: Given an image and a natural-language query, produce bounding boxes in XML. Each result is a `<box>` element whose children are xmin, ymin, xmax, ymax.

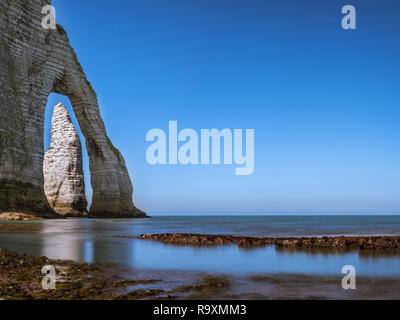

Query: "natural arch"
<box><xmin>0</xmin><ymin>0</ymin><xmax>146</xmax><ymax>218</ymax></box>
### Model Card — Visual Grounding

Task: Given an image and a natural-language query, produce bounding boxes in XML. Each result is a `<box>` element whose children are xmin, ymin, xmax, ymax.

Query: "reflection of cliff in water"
<box><xmin>39</xmin><ymin>220</ymin><xmax>91</xmax><ymax>262</ymax></box>
<box><xmin>275</xmin><ymin>245</ymin><xmax>400</xmax><ymax>259</ymax></box>
<box><xmin>275</xmin><ymin>246</ymin><xmax>357</xmax><ymax>256</ymax></box>
<box><xmin>39</xmin><ymin>220</ymin><xmax>135</xmax><ymax>266</ymax></box>
<box><xmin>359</xmin><ymin>249</ymin><xmax>400</xmax><ymax>259</ymax></box>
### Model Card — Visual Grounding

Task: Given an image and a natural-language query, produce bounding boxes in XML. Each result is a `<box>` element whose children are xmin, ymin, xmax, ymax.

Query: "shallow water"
<box><xmin>1</xmin><ymin>216</ymin><xmax>400</xmax><ymax>277</ymax></box>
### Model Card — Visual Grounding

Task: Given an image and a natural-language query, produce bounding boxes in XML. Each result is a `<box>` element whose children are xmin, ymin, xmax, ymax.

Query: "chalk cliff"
<box><xmin>0</xmin><ymin>0</ymin><xmax>145</xmax><ymax>218</ymax></box>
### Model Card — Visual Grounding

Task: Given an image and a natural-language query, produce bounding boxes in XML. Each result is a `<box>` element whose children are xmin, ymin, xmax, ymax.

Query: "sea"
<box><xmin>1</xmin><ymin>215</ymin><xmax>400</xmax><ymax>277</ymax></box>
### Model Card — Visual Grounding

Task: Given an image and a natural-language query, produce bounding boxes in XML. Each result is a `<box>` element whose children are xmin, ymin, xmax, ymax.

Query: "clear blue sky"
<box><xmin>45</xmin><ymin>0</ymin><xmax>400</xmax><ymax>215</ymax></box>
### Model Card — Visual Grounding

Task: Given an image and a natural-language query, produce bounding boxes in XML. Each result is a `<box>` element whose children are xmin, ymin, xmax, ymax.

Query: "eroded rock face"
<box><xmin>0</xmin><ymin>0</ymin><xmax>145</xmax><ymax>218</ymax></box>
<box><xmin>43</xmin><ymin>103</ymin><xmax>87</xmax><ymax>217</ymax></box>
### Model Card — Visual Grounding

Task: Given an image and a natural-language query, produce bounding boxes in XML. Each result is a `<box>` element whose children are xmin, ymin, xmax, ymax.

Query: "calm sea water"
<box><xmin>1</xmin><ymin>215</ymin><xmax>400</xmax><ymax>277</ymax></box>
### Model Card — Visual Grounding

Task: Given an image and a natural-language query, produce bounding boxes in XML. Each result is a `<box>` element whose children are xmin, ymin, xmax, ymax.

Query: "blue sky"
<box><xmin>45</xmin><ymin>0</ymin><xmax>400</xmax><ymax>214</ymax></box>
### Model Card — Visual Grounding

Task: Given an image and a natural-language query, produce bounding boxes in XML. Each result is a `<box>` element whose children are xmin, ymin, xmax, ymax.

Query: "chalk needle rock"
<box><xmin>43</xmin><ymin>104</ymin><xmax>88</xmax><ymax>217</ymax></box>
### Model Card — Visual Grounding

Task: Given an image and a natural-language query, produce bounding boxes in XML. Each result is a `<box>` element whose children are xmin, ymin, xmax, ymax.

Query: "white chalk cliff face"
<box><xmin>0</xmin><ymin>0</ymin><xmax>146</xmax><ymax>218</ymax></box>
<box><xmin>43</xmin><ymin>103</ymin><xmax>88</xmax><ymax>217</ymax></box>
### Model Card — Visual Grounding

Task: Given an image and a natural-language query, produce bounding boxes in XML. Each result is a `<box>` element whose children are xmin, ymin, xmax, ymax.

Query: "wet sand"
<box><xmin>0</xmin><ymin>212</ymin><xmax>46</xmax><ymax>221</ymax></box>
<box><xmin>0</xmin><ymin>222</ymin><xmax>45</xmax><ymax>233</ymax></box>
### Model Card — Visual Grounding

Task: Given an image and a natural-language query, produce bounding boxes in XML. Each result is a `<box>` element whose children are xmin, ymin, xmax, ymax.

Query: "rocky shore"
<box><xmin>0</xmin><ymin>248</ymin><xmax>231</xmax><ymax>300</ymax></box>
<box><xmin>0</xmin><ymin>212</ymin><xmax>45</xmax><ymax>221</ymax></box>
<box><xmin>2</xmin><ymin>247</ymin><xmax>400</xmax><ymax>300</ymax></box>
<box><xmin>140</xmin><ymin>233</ymin><xmax>400</xmax><ymax>250</ymax></box>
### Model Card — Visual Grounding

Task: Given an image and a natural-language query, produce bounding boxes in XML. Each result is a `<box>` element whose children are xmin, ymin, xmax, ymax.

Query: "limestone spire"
<box><xmin>43</xmin><ymin>103</ymin><xmax>88</xmax><ymax>217</ymax></box>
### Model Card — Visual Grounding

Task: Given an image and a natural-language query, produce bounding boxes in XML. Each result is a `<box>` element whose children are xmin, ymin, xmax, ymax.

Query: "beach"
<box><xmin>1</xmin><ymin>216</ymin><xmax>400</xmax><ymax>299</ymax></box>
<box><xmin>1</xmin><ymin>246</ymin><xmax>400</xmax><ymax>300</ymax></box>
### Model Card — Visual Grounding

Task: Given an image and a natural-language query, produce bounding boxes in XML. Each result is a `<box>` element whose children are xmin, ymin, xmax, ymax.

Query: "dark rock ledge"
<box><xmin>140</xmin><ymin>233</ymin><xmax>400</xmax><ymax>250</ymax></box>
